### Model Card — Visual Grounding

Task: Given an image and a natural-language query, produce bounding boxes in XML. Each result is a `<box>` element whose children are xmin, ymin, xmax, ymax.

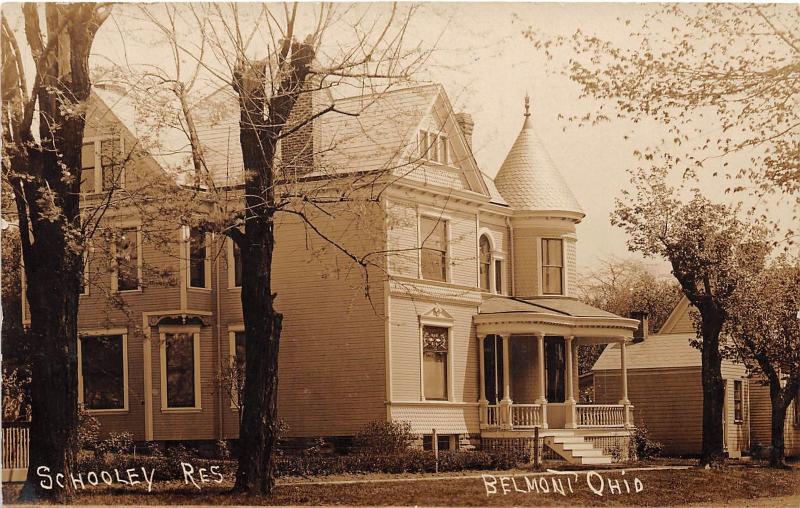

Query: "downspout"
<box><xmin>214</xmin><ymin>234</ymin><xmax>224</xmax><ymax>441</ymax></box>
<box><xmin>505</xmin><ymin>217</ymin><xmax>515</xmax><ymax>296</ymax></box>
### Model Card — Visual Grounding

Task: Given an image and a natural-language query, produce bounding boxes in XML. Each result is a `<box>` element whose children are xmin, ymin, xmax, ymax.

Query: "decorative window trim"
<box><xmin>111</xmin><ymin>224</ymin><xmax>143</xmax><ymax>293</ymax></box>
<box><xmin>185</xmin><ymin>227</ymin><xmax>212</xmax><ymax>290</ymax></box>
<box><xmin>417</xmin><ymin>209</ymin><xmax>452</xmax><ymax>283</ymax></box>
<box><xmin>81</xmin><ymin>135</ymin><xmax>126</xmax><ymax>195</ymax></box>
<box><xmin>77</xmin><ymin>328</ymin><xmax>129</xmax><ymax>414</ymax></box>
<box><xmin>419</xmin><ymin>308</ymin><xmax>454</xmax><ymax>402</ymax></box>
<box><xmin>227</xmin><ymin>239</ymin><xmax>242</xmax><ymax>289</ymax></box>
<box><xmin>159</xmin><ymin>325</ymin><xmax>202</xmax><ymax>412</ymax></box>
<box><xmin>539</xmin><ymin>237</ymin><xmax>565</xmax><ymax>296</ymax></box>
<box><xmin>477</xmin><ymin>230</ymin><xmax>506</xmax><ymax>294</ymax></box>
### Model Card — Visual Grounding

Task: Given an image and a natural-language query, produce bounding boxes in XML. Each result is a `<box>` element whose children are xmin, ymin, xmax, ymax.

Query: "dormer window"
<box><xmin>541</xmin><ymin>238</ymin><xmax>564</xmax><ymax>295</ymax></box>
<box><xmin>419</xmin><ymin>130</ymin><xmax>449</xmax><ymax>165</ymax></box>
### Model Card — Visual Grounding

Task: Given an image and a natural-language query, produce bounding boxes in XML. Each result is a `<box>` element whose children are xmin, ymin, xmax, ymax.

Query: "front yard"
<box><xmin>4</xmin><ymin>462</ymin><xmax>799</xmax><ymax>506</ymax></box>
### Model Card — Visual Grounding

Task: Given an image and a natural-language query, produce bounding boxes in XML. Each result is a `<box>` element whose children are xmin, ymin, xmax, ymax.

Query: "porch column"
<box><xmin>564</xmin><ymin>336</ymin><xmax>577</xmax><ymax>428</ymax></box>
<box><xmin>535</xmin><ymin>332</ymin><xmax>548</xmax><ymax>429</ymax></box>
<box><xmin>571</xmin><ymin>339</ymin><xmax>580</xmax><ymax>401</ymax></box>
<box><xmin>499</xmin><ymin>335</ymin><xmax>513</xmax><ymax>429</ymax></box>
<box><xmin>619</xmin><ymin>338</ymin><xmax>632</xmax><ymax>428</ymax></box>
<box><xmin>478</xmin><ymin>335</ymin><xmax>488</xmax><ymax>428</ymax></box>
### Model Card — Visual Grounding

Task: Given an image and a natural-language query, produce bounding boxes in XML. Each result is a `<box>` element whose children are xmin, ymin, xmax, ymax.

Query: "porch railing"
<box><xmin>486</xmin><ymin>404</ymin><xmax>500</xmax><ymax>427</ymax></box>
<box><xmin>511</xmin><ymin>404</ymin><xmax>542</xmax><ymax>429</ymax></box>
<box><xmin>577</xmin><ymin>404</ymin><xmax>625</xmax><ymax>428</ymax></box>
<box><xmin>2</xmin><ymin>422</ymin><xmax>30</xmax><ymax>482</ymax></box>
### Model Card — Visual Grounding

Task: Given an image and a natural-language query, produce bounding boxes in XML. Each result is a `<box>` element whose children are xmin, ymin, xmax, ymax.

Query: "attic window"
<box><xmin>419</xmin><ymin>130</ymin><xmax>449</xmax><ymax>165</ymax></box>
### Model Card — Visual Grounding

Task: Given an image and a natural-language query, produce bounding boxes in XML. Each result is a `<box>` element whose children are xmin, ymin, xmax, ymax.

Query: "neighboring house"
<box><xmin>592</xmin><ymin>297</ymin><xmax>800</xmax><ymax>458</ymax></box>
<box><xmin>22</xmin><ymin>84</ymin><xmax>639</xmax><ymax>463</ymax></box>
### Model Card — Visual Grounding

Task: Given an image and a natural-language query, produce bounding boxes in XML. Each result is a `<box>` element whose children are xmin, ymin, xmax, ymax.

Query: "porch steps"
<box><xmin>544</xmin><ymin>433</ymin><xmax>613</xmax><ymax>465</ymax></box>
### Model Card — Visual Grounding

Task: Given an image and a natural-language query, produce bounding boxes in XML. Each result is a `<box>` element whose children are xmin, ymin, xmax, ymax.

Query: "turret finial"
<box><xmin>524</xmin><ymin>93</ymin><xmax>531</xmax><ymax>118</ymax></box>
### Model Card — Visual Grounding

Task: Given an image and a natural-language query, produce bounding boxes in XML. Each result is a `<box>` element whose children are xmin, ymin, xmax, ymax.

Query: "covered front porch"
<box><xmin>475</xmin><ymin>297</ymin><xmax>640</xmax><ymax>433</ymax></box>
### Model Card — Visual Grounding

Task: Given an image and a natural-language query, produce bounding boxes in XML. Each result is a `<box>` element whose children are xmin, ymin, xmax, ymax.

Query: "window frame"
<box><xmin>159</xmin><ymin>326</ymin><xmax>202</xmax><ymax>412</ymax></box>
<box><xmin>227</xmin><ymin>238</ymin><xmax>242</xmax><ymax>289</ymax></box>
<box><xmin>540</xmin><ymin>238</ymin><xmax>565</xmax><ymax>296</ymax></box>
<box><xmin>733</xmin><ymin>379</ymin><xmax>744</xmax><ymax>424</ymax></box>
<box><xmin>77</xmin><ymin>328</ymin><xmax>129</xmax><ymax>414</ymax></box>
<box><xmin>478</xmin><ymin>231</ymin><xmax>505</xmax><ymax>294</ymax></box>
<box><xmin>228</xmin><ymin>325</ymin><xmax>246</xmax><ymax>408</ymax></box>
<box><xmin>80</xmin><ymin>135</ymin><xmax>125</xmax><ymax>195</ymax></box>
<box><xmin>418</xmin><ymin>129</ymin><xmax>450</xmax><ymax>165</ymax></box>
<box><xmin>111</xmin><ymin>225</ymin><xmax>142</xmax><ymax>293</ymax></box>
<box><xmin>186</xmin><ymin>227</ymin><xmax>211</xmax><ymax>290</ymax></box>
<box><xmin>479</xmin><ymin>235</ymin><xmax>492</xmax><ymax>292</ymax></box>
<box><xmin>418</xmin><ymin>212</ymin><xmax>450</xmax><ymax>283</ymax></box>
<box><xmin>419</xmin><ymin>319</ymin><xmax>453</xmax><ymax>402</ymax></box>
<box><xmin>79</xmin><ymin>244</ymin><xmax>91</xmax><ymax>296</ymax></box>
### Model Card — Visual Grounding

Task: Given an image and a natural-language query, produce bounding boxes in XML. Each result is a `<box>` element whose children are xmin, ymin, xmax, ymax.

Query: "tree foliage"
<box><xmin>723</xmin><ymin>256</ymin><xmax>800</xmax><ymax>467</ymax></box>
<box><xmin>527</xmin><ymin>3</ymin><xmax>800</xmax><ymax>200</ymax></box>
<box><xmin>611</xmin><ymin>166</ymin><xmax>770</xmax><ymax>466</ymax></box>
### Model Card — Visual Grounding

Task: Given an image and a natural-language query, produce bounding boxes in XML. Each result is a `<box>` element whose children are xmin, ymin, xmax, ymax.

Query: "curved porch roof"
<box><xmin>475</xmin><ymin>296</ymin><xmax>638</xmax><ymax>342</ymax></box>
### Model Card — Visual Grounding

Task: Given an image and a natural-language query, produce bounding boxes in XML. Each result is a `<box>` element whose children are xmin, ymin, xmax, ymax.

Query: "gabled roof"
<box><xmin>493</xmin><ymin>111</ymin><xmax>583</xmax><ymax>215</ymax></box>
<box><xmin>592</xmin><ymin>333</ymin><xmax>703</xmax><ymax>371</ymax></box>
<box><xmin>94</xmin><ymin>84</ymin><xmax>473</xmax><ymax>190</ymax></box>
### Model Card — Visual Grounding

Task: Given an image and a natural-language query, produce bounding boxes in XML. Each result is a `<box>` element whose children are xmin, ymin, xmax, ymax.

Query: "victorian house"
<box><xmin>23</xmin><ymin>83</ymin><xmax>640</xmax><ymax>464</ymax></box>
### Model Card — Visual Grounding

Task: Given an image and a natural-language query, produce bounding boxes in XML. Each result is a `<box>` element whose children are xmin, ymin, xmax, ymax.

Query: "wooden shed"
<box><xmin>591</xmin><ymin>297</ymin><xmax>750</xmax><ymax>457</ymax></box>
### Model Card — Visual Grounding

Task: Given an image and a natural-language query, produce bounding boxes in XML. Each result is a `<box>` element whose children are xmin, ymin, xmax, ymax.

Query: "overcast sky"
<box><xmin>8</xmin><ymin>2</ymin><xmax>791</xmax><ymax>273</ymax></box>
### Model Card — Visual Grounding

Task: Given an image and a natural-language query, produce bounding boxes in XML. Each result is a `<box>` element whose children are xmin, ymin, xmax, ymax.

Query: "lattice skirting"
<box><xmin>584</xmin><ymin>435</ymin><xmax>632</xmax><ymax>462</ymax></box>
<box><xmin>480</xmin><ymin>437</ymin><xmax>563</xmax><ymax>461</ymax></box>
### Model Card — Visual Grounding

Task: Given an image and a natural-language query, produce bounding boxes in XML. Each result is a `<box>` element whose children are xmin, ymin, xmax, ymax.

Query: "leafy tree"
<box><xmin>723</xmin><ymin>257</ymin><xmax>800</xmax><ymax>468</ymax></box>
<box><xmin>612</xmin><ymin>167</ymin><xmax>770</xmax><ymax>466</ymax></box>
<box><xmin>1</xmin><ymin>4</ymin><xmax>111</xmax><ymax>501</ymax></box>
<box><xmin>527</xmin><ymin>3</ymin><xmax>800</xmax><ymax>199</ymax></box>
<box><xmin>576</xmin><ymin>257</ymin><xmax>682</xmax><ymax>374</ymax></box>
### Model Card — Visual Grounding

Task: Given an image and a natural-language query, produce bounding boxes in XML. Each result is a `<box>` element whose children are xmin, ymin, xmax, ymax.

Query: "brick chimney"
<box><xmin>454</xmin><ymin>112</ymin><xmax>474</xmax><ymax>149</ymax></box>
<box><xmin>280</xmin><ymin>79</ymin><xmax>321</xmax><ymax>179</ymax></box>
<box><xmin>630</xmin><ymin>311</ymin><xmax>649</xmax><ymax>343</ymax></box>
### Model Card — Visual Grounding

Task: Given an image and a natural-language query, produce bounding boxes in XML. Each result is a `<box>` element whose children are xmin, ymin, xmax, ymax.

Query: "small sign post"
<box><xmin>432</xmin><ymin>428</ymin><xmax>439</xmax><ymax>473</ymax></box>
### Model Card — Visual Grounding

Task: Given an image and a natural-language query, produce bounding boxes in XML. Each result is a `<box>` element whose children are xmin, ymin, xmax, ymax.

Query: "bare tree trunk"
<box><xmin>699</xmin><ymin>307</ymin><xmax>725</xmax><ymax>467</ymax></box>
<box><xmin>1</xmin><ymin>4</ymin><xmax>110</xmax><ymax>501</ymax></box>
<box><xmin>768</xmin><ymin>392</ymin><xmax>788</xmax><ymax>468</ymax></box>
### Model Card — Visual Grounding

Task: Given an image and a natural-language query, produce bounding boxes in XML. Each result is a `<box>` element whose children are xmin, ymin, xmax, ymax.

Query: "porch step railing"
<box><xmin>511</xmin><ymin>404</ymin><xmax>542</xmax><ymax>429</ymax></box>
<box><xmin>577</xmin><ymin>404</ymin><xmax>625</xmax><ymax>428</ymax></box>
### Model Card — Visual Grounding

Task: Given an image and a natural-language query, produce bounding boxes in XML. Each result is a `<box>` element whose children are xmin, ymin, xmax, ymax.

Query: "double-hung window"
<box><xmin>189</xmin><ymin>227</ymin><xmax>208</xmax><ymax>288</ymax></box>
<box><xmin>81</xmin><ymin>138</ymin><xmax>124</xmax><ymax>194</ymax></box>
<box><xmin>81</xmin><ymin>143</ymin><xmax>96</xmax><ymax>194</ymax></box>
<box><xmin>733</xmin><ymin>380</ymin><xmax>743</xmax><ymax>423</ymax></box>
<box><xmin>479</xmin><ymin>236</ymin><xmax>491</xmax><ymax>291</ymax></box>
<box><xmin>79</xmin><ymin>333</ymin><xmax>127</xmax><ymax>411</ymax></box>
<box><xmin>161</xmin><ymin>330</ymin><xmax>200</xmax><ymax>409</ymax></box>
<box><xmin>541</xmin><ymin>238</ymin><xmax>564</xmax><ymax>295</ymax></box>
<box><xmin>230</xmin><ymin>240</ymin><xmax>242</xmax><ymax>288</ymax></box>
<box><xmin>420</xmin><ymin>216</ymin><xmax>447</xmax><ymax>282</ymax></box>
<box><xmin>422</xmin><ymin>325</ymin><xmax>449</xmax><ymax>400</ymax></box>
<box><xmin>116</xmin><ymin>228</ymin><xmax>140</xmax><ymax>291</ymax></box>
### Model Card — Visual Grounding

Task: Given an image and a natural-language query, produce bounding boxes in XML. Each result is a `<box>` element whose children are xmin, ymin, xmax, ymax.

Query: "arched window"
<box><xmin>479</xmin><ymin>235</ymin><xmax>492</xmax><ymax>291</ymax></box>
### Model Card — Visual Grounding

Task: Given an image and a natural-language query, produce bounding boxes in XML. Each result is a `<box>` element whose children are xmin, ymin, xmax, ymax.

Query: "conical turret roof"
<box><xmin>494</xmin><ymin>99</ymin><xmax>583</xmax><ymax>215</ymax></box>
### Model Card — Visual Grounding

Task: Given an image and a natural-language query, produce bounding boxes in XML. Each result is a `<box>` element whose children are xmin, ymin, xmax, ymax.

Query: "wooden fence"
<box><xmin>2</xmin><ymin>422</ymin><xmax>30</xmax><ymax>482</ymax></box>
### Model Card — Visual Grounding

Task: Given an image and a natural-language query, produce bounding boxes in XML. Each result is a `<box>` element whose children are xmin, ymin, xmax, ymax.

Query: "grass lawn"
<box><xmin>3</xmin><ymin>463</ymin><xmax>799</xmax><ymax>506</ymax></box>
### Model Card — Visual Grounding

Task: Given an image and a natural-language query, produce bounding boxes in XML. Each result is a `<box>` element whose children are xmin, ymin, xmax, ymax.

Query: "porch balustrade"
<box><xmin>576</xmin><ymin>404</ymin><xmax>626</xmax><ymax>428</ymax></box>
<box><xmin>511</xmin><ymin>404</ymin><xmax>542</xmax><ymax>429</ymax></box>
<box><xmin>486</xmin><ymin>404</ymin><xmax>500</xmax><ymax>428</ymax></box>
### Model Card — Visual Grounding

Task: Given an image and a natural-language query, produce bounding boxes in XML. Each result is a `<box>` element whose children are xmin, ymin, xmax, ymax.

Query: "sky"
<box><xmin>7</xmin><ymin>2</ymin><xmax>793</xmax><ymax>273</ymax></box>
